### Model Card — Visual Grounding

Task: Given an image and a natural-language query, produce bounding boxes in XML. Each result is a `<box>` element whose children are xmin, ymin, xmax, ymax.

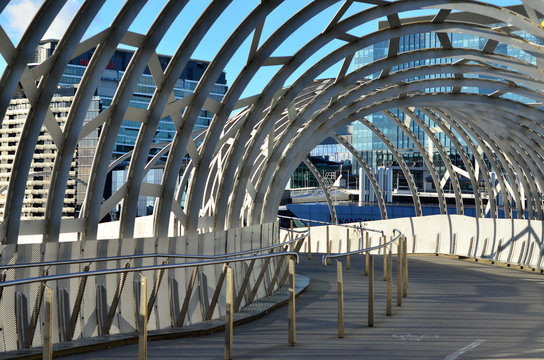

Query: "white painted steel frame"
<box><xmin>0</xmin><ymin>1</ymin><xmax>542</xmax><ymax>243</ymax></box>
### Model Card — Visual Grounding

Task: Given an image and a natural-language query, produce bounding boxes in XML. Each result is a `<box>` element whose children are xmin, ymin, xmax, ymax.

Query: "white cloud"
<box><xmin>43</xmin><ymin>0</ymin><xmax>80</xmax><ymax>40</ymax></box>
<box><xmin>3</xmin><ymin>0</ymin><xmax>81</xmax><ymax>43</ymax></box>
<box><xmin>4</xmin><ymin>0</ymin><xmax>39</xmax><ymax>41</ymax></box>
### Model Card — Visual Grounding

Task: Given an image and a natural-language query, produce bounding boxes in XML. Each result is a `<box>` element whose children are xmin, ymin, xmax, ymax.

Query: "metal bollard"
<box><xmin>386</xmin><ymin>248</ymin><xmax>392</xmax><ymax>316</ymax></box>
<box><xmin>365</xmin><ymin>232</ymin><xmax>369</xmax><ymax>276</ymax></box>
<box><xmin>368</xmin><ymin>254</ymin><xmax>374</xmax><ymax>327</ymax></box>
<box><xmin>225</xmin><ymin>267</ymin><xmax>233</xmax><ymax>360</ymax></box>
<box><xmin>138</xmin><ymin>275</ymin><xmax>148</xmax><ymax>360</ymax></box>
<box><xmin>307</xmin><ymin>223</ymin><xmax>312</xmax><ymax>260</ymax></box>
<box><xmin>43</xmin><ymin>286</ymin><xmax>53</xmax><ymax>360</ymax></box>
<box><xmin>403</xmin><ymin>236</ymin><xmax>408</xmax><ymax>298</ymax></box>
<box><xmin>288</xmin><ymin>256</ymin><xmax>296</xmax><ymax>345</ymax></box>
<box><xmin>337</xmin><ymin>260</ymin><xmax>344</xmax><ymax>338</ymax></box>
<box><xmin>346</xmin><ymin>228</ymin><xmax>351</xmax><ymax>270</ymax></box>
<box><xmin>397</xmin><ymin>241</ymin><xmax>402</xmax><ymax>307</ymax></box>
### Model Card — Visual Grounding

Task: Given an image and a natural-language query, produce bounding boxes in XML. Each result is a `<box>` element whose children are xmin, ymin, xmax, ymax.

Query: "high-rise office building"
<box><xmin>0</xmin><ymin>87</ymin><xmax>100</xmax><ymax>219</ymax></box>
<box><xmin>351</xmin><ymin>6</ymin><xmax>542</xmax><ymax>193</ymax></box>
<box><xmin>1</xmin><ymin>40</ymin><xmax>228</xmax><ymax>219</ymax></box>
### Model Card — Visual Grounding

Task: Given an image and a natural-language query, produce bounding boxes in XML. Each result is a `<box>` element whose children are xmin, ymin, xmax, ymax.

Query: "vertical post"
<box><xmin>403</xmin><ymin>236</ymin><xmax>408</xmax><ymax>298</ymax></box>
<box><xmin>326</xmin><ymin>225</ymin><xmax>330</xmax><ymax>265</ymax></box>
<box><xmin>386</xmin><ymin>248</ymin><xmax>392</xmax><ymax>316</ymax></box>
<box><xmin>382</xmin><ymin>235</ymin><xmax>387</xmax><ymax>281</ymax></box>
<box><xmin>365</xmin><ymin>232</ymin><xmax>369</xmax><ymax>276</ymax></box>
<box><xmin>138</xmin><ymin>275</ymin><xmax>148</xmax><ymax>360</ymax></box>
<box><xmin>289</xmin><ymin>220</ymin><xmax>294</xmax><ymax>251</ymax></box>
<box><xmin>225</xmin><ymin>266</ymin><xmax>233</xmax><ymax>360</ymax></box>
<box><xmin>43</xmin><ymin>287</ymin><xmax>53</xmax><ymax>360</ymax></box>
<box><xmin>307</xmin><ymin>222</ymin><xmax>312</xmax><ymax>261</ymax></box>
<box><xmin>397</xmin><ymin>241</ymin><xmax>402</xmax><ymax>306</ymax></box>
<box><xmin>288</xmin><ymin>256</ymin><xmax>296</xmax><ymax>345</ymax></box>
<box><xmin>346</xmin><ymin>228</ymin><xmax>351</xmax><ymax>270</ymax></box>
<box><xmin>337</xmin><ymin>260</ymin><xmax>344</xmax><ymax>338</ymax></box>
<box><xmin>368</xmin><ymin>254</ymin><xmax>374</xmax><ymax>327</ymax></box>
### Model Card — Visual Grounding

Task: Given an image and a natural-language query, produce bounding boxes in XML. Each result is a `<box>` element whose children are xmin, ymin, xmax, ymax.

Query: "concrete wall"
<box><xmin>304</xmin><ymin>214</ymin><xmax>544</xmax><ymax>268</ymax></box>
<box><xmin>0</xmin><ymin>221</ymin><xmax>280</xmax><ymax>352</ymax></box>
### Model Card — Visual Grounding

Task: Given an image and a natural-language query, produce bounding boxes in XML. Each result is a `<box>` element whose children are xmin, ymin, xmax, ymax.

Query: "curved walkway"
<box><xmin>60</xmin><ymin>255</ymin><xmax>544</xmax><ymax>359</ymax></box>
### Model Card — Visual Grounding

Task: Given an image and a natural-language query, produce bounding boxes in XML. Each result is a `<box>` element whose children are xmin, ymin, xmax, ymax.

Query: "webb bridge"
<box><xmin>0</xmin><ymin>0</ymin><xmax>543</xmax><ymax>358</ymax></box>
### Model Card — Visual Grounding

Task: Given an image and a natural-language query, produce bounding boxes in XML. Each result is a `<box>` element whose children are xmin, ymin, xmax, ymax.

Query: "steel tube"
<box><xmin>225</xmin><ymin>267</ymin><xmax>233</xmax><ymax>360</ymax></box>
<box><xmin>138</xmin><ymin>275</ymin><xmax>147</xmax><ymax>360</ymax></box>
<box><xmin>365</xmin><ymin>232</ymin><xmax>369</xmax><ymax>276</ymax></box>
<box><xmin>368</xmin><ymin>254</ymin><xmax>374</xmax><ymax>327</ymax></box>
<box><xmin>403</xmin><ymin>237</ymin><xmax>408</xmax><ymax>298</ymax></box>
<box><xmin>43</xmin><ymin>287</ymin><xmax>53</xmax><ymax>360</ymax></box>
<box><xmin>337</xmin><ymin>260</ymin><xmax>344</xmax><ymax>338</ymax></box>
<box><xmin>346</xmin><ymin>228</ymin><xmax>351</xmax><ymax>270</ymax></box>
<box><xmin>277</xmin><ymin>215</ymin><xmax>384</xmax><ymax>234</ymax></box>
<box><xmin>288</xmin><ymin>256</ymin><xmax>296</xmax><ymax>346</ymax></box>
<box><xmin>307</xmin><ymin>222</ymin><xmax>312</xmax><ymax>261</ymax></box>
<box><xmin>0</xmin><ymin>230</ymin><xmax>308</xmax><ymax>271</ymax></box>
<box><xmin>326</xmin><ymin>225</ymin><xmax>331</xmax><ymax>265</ymax></box>
<box><xmin>322</xmin><ymin>229</ymin><xmax>402</xmax><ymax>265</ymax></box>
<box><xmin>383</xmin><ymin>235</ymin><xmax>387</xmax><ymax>281</ymax></box>
<box><xmin>0</xmin><ymin>252</ymin><xmax>300</xmax><ymax>288</ymax></box>
<box><xmin>386</xmin><ymin>248</ymin><xmax>392</xmax><ymax>316</ymax></box>
<box><xmin>397</xmin><ymin>241</ymin><xmax>403</xmax><ymax>307</ymax></box>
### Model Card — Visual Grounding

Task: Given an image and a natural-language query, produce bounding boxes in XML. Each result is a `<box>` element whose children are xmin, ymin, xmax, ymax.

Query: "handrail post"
<box><xmin>365</xmin><ymin>232</ymin><xmax>369</xmax><ymax>276</ymax></box>
<box><xmin>288</xmin><ymin>256</ymin><xmax>296</xmax><ymax>345</ymax></box>
<box><xmin>307</xmin><ymin>222</ymin><xmax>312</xmax><ymax>261</ymax></box>
<box><xmin>138</xmin><ymin>274</ymin><xmax>147</xmax><ymax>360</ymax></box>
<box><xmin>289</xmin><ymin>220</ymin><xmax>294</xmax><ymax>251</ymax></box>
<box><xmin>403</xmin><ymin>236</ymin><xmax>408</xmax><ymax>298</ymax></box>
<box><xmin>225</xmin><ymin>266</ymin><xmax>233</xmax><ymax>360</ymax></box>
<box><xmin>368</xmin><ymin>254</ymin><xmax>374</xmax><ymax>327</ymax></box>
<box><xmin>386</xmin><ymin>248</ymin><xmax>392</xmax><ymax>316</ymax></box>
<box><xmin>337</xmin><ymin>260</ymin><xmax>344</xmax><ymax>338</ymax></box>
<box><xmin>43</xmin><ymin>286</ymin><xmax>53</xmax><ymax>360</ymax></box>
<box><xmin>397</xmin><ymin>240</ymin><xmax>402</xmax><ymax>307</ymax></box>
<box><xmin>326</xmin><ymin>225</ymin><xmax>330</xmax><ymax>265</ymax></box>
<box><xmin>346</xmin><ymin>228</ymin><xmax>351</xmax><ymax>270</ymax></box>
<box><xmin>382</xmin><ymin>235</ymin><xmax>387</xmax><ymax>281</ymax></box>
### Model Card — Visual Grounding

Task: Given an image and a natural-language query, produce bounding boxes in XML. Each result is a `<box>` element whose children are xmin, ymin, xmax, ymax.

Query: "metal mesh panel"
<box><xmin>116</xmin><ymin>238</ymin><xmax>137</xmax><ymax>334</ymax></box>
<box><xmin>168</xmin><ymin>235</ymin><xmax>188</xmax><ymax>327</ymax></box>
<box><xmin>152</xmin><ymin>236</ymin><xmax>171</xmax><ymax>330</ymax></box>
<box><xmin>80</xmin><ymin>240</ymin><xmax>98</xmax><ymax>338</ymax></box>
<box><xmin>185</xmin><ymin>234</ymin><xmax>202</xmax><ymax>325</ymax></box>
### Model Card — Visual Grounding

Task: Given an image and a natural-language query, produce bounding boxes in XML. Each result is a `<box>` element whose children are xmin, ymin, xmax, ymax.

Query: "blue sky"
<box><xmin>0</xmin><ymin>0</ymin><xmax>521</xmax><ymax>98</ymax></box>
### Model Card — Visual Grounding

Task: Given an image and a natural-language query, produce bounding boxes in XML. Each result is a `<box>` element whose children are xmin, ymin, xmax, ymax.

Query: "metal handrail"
<box><xmin>1</xmin><ymin>231</ymin><xmax>305</xmax><ymax>360</ymax></box>
<box><xmin>0</xmin><ymin>227</ymin><xmax>309</xmax><ymax>271</ymax></box>
<box><xmin>0</xmin><ymin>251</ymin><xmax>300</xmax><ymax>288</ymax></box>
<box><xmin>278</xmin><ymin>215</ymin><xmax>384</xmax><ymax>234</ymax></box>
<box><xmin>322</xmin><ymin>228</ymin><xmax>402</xmax><ymax>266</ymax></box>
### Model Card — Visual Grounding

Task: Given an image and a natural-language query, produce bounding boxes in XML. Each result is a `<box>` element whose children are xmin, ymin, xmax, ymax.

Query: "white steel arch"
<box><xmin>0</xmin><ymin>1</ymin><xmax>542</xmax><ymax>243</ymax></box>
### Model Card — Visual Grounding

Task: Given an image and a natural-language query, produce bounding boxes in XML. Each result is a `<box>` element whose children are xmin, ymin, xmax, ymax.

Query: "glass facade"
<box><xmin>351</xmin><ymin>19</ymin><xmax>543</xmax><ymax>192</ymax></box>
<box><xmin>31</xmin><ymin>40</ymin><xmax>228</xmax><ymax>217</ymax></box>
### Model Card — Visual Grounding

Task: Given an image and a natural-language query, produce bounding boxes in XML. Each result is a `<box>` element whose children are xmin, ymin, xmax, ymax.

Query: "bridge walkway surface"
<box><xmin>61</xmin><ymin>255</ymin><xmax>544</xmax><ymax>360</ymax></box>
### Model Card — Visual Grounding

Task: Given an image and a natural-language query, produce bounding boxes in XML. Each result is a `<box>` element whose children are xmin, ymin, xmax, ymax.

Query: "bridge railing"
<box><xmin>322</xmin><ymin>227</ymin><xmax>405</xmax><ymax>337</ymax></box>
<box><xmin>0</xmin><ymin>225</ymin><xmax>310</xmax><ymax>360</ymax></box>
<box><xmin>279</xmin><ymin>216</ymin><xmax>406</xmax><ymax>338</ymax></box>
